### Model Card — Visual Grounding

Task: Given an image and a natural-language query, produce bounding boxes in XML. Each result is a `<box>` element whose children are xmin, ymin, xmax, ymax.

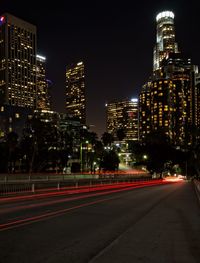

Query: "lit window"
<box><xmin>15</xmin><ymin>113</ymin><xmax>20</xmax><ymax>118</ymax></box>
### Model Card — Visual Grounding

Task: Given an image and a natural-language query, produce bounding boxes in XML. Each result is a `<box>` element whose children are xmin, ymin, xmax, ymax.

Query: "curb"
<box><xmin>193</xmin><ymin>179</ymin><xmax>200</xmax><ymax>205</ymax></box>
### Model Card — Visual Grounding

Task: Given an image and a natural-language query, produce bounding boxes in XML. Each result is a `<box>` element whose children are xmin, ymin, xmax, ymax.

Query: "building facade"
<box><xmin>139</xmin><ymin>10</ymin><xmax>200</xmax><ymax>147</ymax></box>
<box><xmin>0</xmin><ymin>13</ymin><xmax>37</xmax><ymax>108</ymax></box>
<box><xmin>36</xmin><ymin>54</ymin><xmax>50</xmax><ymax>110</ymax></box>
<box><xmin>139</xmin><ymin>81</ymin><xmax>151</xmax><ymax>141</ymax></box>
<box><xmin>153</xmin><ymin>11</ymin><xmax>178</xmax><ymax>72</ymax></box>
<box><xmin>0</xmin><ymin>13</ymin><xmax>38</xmax><ymax>138</ymax></box>
<box><xmin>106</xmin><ymin>98</ymin><xmax>139</xmax><ymax>141</ymax></box>
<box><xmin>66</xmin><ymin>62</ymin><xmax>86</xmax><ymax>124</ymax></box>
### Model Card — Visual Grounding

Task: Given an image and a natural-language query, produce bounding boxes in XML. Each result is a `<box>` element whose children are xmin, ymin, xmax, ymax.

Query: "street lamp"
<box><xmin>80</xmin><ymin>140</ymin><xmax>89</xmax><ymax>173</ymax></box>
<box><xmin>143</xmin><ymin>154</ymin><xmax>148</xmax><ymax>160</ymax></box>
<box><xmin>80</xmin><ymin>142</ymin><xmax>83</xmax><ymax>173</ymax></box>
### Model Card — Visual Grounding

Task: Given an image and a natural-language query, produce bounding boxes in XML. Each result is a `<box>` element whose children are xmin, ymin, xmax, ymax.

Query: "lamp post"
<box><xmin>185</xmin><ymin>159</ymin><xmax>187</xmax><ymax>180</ymax></box>
<box><xmin>80</xmin><ymin>142</ymin><xmax>83</xmax><ymax>173</ymax></box>
<box><xmin>80</xmin><ymin>140</ymin><xmax>89</xmax><ymax>174</ymax></box>
<box><xmin>143</xmin><ymin>154</ymin><xmax>148</xmax><ymax>160</ymax></box>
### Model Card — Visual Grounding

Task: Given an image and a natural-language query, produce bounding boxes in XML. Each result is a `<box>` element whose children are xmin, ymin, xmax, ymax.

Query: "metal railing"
<box><xmin>0</xmin><ymin>173</ymin><xmax>151</xmax><ymax>196</ymax></box>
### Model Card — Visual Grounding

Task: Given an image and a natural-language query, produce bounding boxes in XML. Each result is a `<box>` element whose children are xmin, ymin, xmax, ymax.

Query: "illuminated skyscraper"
<box><xmin>139</xmin><ymin>11</ymin><xmax>200</xmax><ymax>147</ymax></box>
<box><xmin>66</xmin><ymin>62</ymin><xmax>86</xmax><ymax>124</ymax></box>
<box><xmin>139</xmin><ymin>81</ymin><xmax>151</xmax><ymax>141</ymax></box>
<box><xmin>36</xmin><ymin>54</ymin><xmax>50</xmax><ymax>110</ymax></box>
<box><xmin>153</xmin><ymin>11</ymin><xmax>178</xmax><ymax>72</ymax></box>
<box><xmin>0</xmin><ymin>13</ymin><xmax>37</xmax><ymax>108</ymax></box>
<box><xmin>106</xmin><ymin>98</ymin><xmax>139</xmax><ymax>141</ymax></box>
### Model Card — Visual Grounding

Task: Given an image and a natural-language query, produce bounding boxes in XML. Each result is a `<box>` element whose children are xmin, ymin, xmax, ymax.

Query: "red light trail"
<box><xmin>0</xmin><ymin>180</ymin><xmax>182</xmax><ymax>232</ymax></box>
<box><xmin>0</xmin><ymin>180</ymin><xmax>169</xmax><ymax>204</ymax></box>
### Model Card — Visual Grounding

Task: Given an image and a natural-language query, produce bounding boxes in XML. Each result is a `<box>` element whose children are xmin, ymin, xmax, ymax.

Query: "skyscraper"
<box><xmin>139</xmin><ymin>11</ymin><xmax>200</xmax><ymax>147</ymax></box>
<box><xmin>153</xmin><ymin>11</ymin><xmax>178</xmax><ymax>72</ymax></box>
<box><xmin>66</xmin><ymin>62</ymin><xmax>86</xmax><ymax>124</ymax></box>
<box><xmin>36</xmin><ymin>54</ymin><xmax>50</xmax><ymax>110</ymax></box>
<box><xmin>0</xmin><ymin>13</ymin><xmax>37</xmax><ymax>108</ymax></box>
<box><xmin>106</xmin><ymin>98</ymin><xmax>139</xmax><ymax>141</ymax></box>
<box><xmin>139</xmin><ymin>81</ymin><xmax>151</xmax><ymax>141</ymax></box>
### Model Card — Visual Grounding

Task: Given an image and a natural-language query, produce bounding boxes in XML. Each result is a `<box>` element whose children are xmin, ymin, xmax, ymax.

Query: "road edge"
<box><xmin>193</xmin><ymin>179</ymin><xmax>200</xmax><ymax>205</ymax></box>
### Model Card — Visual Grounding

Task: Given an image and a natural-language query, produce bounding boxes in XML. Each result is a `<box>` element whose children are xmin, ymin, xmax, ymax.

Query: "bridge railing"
<box><xmin>0</xmin><ymin>173</ymin><xmax>152</xmax><ymax>196</ymax></box>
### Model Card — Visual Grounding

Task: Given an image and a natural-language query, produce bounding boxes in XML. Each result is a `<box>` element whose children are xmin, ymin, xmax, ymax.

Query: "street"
<box><xmin>0</xmin><ymin>181</ymin><xmax>200</xmax><ymax>263</ymax></box>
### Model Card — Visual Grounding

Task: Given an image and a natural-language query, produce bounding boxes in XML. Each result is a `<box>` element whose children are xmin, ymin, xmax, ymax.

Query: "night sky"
<box><xmin>1</xmin><ymin>0</ymin><xmax>200</xmax><ymax>137</ymax></box>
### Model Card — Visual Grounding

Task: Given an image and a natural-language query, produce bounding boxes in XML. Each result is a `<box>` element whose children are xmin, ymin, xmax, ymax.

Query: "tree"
<box><xmin>116</xmin><ymin>128</ymin><xmax>126</xmax><ymax>141</ymax></box>
<box><xmin>0</xmin><ymin>141</ymin><xmax>8</xmax><ymax>172</ymax></box>
<box><xmin>143</xmin><ymin>130</ymin><xmax>179</xmax><ymax>177</ymax></box>
<box><xmin>128</xmin><ymin>141</ymin><xmax>145</xmax><ymax>165</ymax></box>
<box><xmin>100</xmin><ymin>150</ymin><xmax>119</xmax><ymax>171</ymax></box>
<box><xmin>101</xmin><ymin>132</ymin><xmax>114</xmax><ymax>147</ymax></box>
<box><xmin>6</xmin><ymin>132</ymin><xmax>19</xmax><ymax>173</ymax></box>
<box><xmin>20</xmin><ymin>117</ymin><xmax>60</xmax><ymax>172</ymax></box>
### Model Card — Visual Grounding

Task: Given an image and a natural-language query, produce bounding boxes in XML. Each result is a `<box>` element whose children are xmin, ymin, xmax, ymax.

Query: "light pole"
<box><xmin>80</xmin><ymin>142</ymin><xmax>83</xmax><ymax>173</ymax></box>
<box><xmin>80</xmin><ymin>140</ymin><xmax>89</xmax><ymax>173</ymax></box>
<box><xmin>143</xmin><ymin>154</ymin><xmax>148</xmax><ymax>160</ymax></box>
<box><xmin>186</xmin><ymin>159</ymin><xmax>187</xmax><ymax>180</ymax></box>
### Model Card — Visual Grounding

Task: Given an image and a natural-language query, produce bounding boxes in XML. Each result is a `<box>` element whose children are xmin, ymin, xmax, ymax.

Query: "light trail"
<box><xmin>0</xmin><ymin>180</ymin><xmax>166</xmax><ymax>204</ymax></box>
<box><xmin>0</xmin><ymin>180</ymin><xmax>168</xmax><ymax>215</ymax></box>
<box><xmin>0</xmin><ymin>180</ymin><xmax>182</xmax><ymax>232</ymax></box>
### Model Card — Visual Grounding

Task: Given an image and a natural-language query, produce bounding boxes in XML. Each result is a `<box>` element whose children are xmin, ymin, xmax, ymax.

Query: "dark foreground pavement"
<box><xmin>0</xmin><ymin>181</ymin><xmax>200</xmax><ymax>263</ymax></box>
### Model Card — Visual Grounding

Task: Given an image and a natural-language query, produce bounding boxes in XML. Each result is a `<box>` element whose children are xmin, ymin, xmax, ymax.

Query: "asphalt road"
<box><xmin>0</xmin><ymin>181</ymin><xmax>200</xmax><ymax>263</ymax></box>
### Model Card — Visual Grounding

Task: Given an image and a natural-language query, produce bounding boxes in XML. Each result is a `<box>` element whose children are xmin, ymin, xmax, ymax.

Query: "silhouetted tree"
<box><xmin>116</xmin><ymin>128</ymin><xmax>126</xmax><ymax>141</ymax></box>
<box><xmin>6</xmin><ymin>132</ymin><xmax>19</xmax><ymax>173</ymax></box>
<box><xmin>100</xmin><ymin>150</ymin><xmax>119</xmax><ymax>171</ymax></box>
<box><xmin>101</xmin><ymin>132</ymin><xmax>114</xmax><ymax>147</ymax></box>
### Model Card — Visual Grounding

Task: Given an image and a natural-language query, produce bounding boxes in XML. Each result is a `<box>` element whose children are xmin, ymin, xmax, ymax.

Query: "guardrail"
<box><xmin>0</xmin><ymin>174</ymin><xmax>151</xmax><ymax>196</ymax></box>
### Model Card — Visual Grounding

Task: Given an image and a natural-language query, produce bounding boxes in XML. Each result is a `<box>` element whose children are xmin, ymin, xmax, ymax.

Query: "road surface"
<box><xmin>0</xmin><ymin>181</ymin><xmax>200</xmax><ymax>263</ymax></box>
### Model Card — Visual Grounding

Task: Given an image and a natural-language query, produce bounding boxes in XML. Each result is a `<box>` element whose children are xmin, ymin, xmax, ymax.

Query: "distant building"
<box><xmin>150</xmin><ymin>78</ymin><xmax>175</xmax><ymax>139</ymax></box>
<box><xmin>139</xmin><ymin>10</ymin><xmax>200</xmax><ymax>147</ymax></box>
<box><xmin>0</xmin><ymin>13</ymin><xmax>37</xmax><ymax>138</ymax></box>
<box><xmin>139</xmin><ymin>81</ymin><xmax>151</xmax><ymax>141</ymax></box>
<box><xmin>36</xmin><ymin>55</ymin><xmax>51</xmax><ymax>110</ymax></box>
<box><xmin>0</xmin><ymin>13</ymin><xmax>37</xmax><ymax>108</ymax></box>
<box><xmin>0</xmin><ymin>105</ymin><xmax>33</xmax><ymax>138</ymax></box>
<box><xmin>106</xmin><ymin>98</ymin><xmax>139</xmax><ymax>141</ymax></box>
<box><xmin>59</xmin><ymin>113</ymin><xmax>84</xmax><ymax>156</ymax></box>
<box><xmin>33</xmin><ymin>109</ymin><xmax>58</xmax><ymax>125</ymax></box>
<box><xmin>66</xmin><ymin>62</ymin><xmax>86</xmax><ymax>124</ymax></box>
<box><xmin>153</xmin><ymin>11</ymin><xmax>178</xmax><ymax>72</ymax></box>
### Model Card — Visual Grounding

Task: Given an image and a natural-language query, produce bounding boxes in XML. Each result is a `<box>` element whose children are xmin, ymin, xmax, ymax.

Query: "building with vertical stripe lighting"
<box><xmin>36</xmin><ymin>54</ymin><xmax>50</xmax><ymax>110</ymax></box>
<box><xmin>66</xmin><ymin>62</ymin><xmax>86</xmax><ymax>124</ymax></box>
<box><xmin>139</xmin><ymin>10</ymin><xmax>200</xmax><ymax>147</ymax></box>
<box><xmin>106</xmin><ymin>98</ymin><xmax>139</xmax><ymax>141</ymax></box>
<box><xmin>0</xmin><ymin>13</ymin><xmax>37</xmax><ymax>108</ymax></box>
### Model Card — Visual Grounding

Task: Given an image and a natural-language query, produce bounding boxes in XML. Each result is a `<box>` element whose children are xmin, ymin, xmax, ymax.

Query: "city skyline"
<box><xmin>0</xmin><ymin>0</ymin><xmax>200</xmax><ymax>136</ymax></box>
